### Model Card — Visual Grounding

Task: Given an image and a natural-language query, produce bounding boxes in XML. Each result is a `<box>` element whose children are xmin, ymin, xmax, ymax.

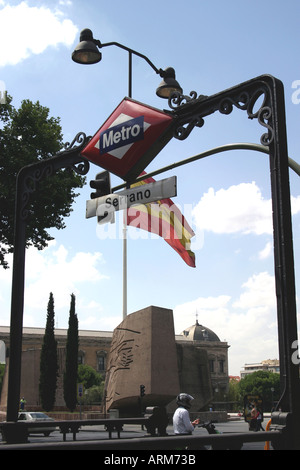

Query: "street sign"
<box><xmin>81</xmin><ymin>98</ymin><xmax>175</xmax><ymax>181</ymax></box>
<box><xmin>77</xmin><ymin>383</ymin><xmax>84</xmax><ymax>399</ymax></box>
<box><xmin>86</xmin><ymin>175</ymin><xmax>177</xmax><ymax>220</ymax></box>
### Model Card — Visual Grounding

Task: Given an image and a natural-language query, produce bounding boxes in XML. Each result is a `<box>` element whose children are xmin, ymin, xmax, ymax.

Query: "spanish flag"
<box><xmin>126</xmin><ymin>173</ymin><xmax>196</xmax><ymax>267</ymax></box>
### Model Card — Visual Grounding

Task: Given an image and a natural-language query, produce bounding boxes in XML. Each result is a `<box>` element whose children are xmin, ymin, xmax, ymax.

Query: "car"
<box><xmin>18</xmin><ymin>412</ymin><xmax>56</xmax><ymax>436</ymax></box>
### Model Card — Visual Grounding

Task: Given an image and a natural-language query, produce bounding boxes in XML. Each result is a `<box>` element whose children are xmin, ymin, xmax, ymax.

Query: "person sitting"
<box><xmin>173</xmin><ymin>393</ymin><xmax>199</xmax><ymax>435</ymax></box>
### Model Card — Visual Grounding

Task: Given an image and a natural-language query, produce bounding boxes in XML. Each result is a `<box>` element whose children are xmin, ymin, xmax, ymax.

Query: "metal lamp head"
<box><xmin>156</xmin><ymin>67</ymin><xmax>182</xmax><ymax>99</ymax></box>
<box><xmin>72</xmin><ymin>28</ymin><xmax>102</xmax><ymax>65</ymax></box>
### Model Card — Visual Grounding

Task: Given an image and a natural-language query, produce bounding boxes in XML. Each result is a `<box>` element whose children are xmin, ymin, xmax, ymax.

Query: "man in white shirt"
<box><xmin>173</xmin><ymin>393</ymin><xmax>199</xmax><ymax>434</ymax></box>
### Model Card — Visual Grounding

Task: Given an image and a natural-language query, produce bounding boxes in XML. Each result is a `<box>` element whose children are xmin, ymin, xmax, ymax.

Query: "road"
<box><xmin>0</xmin><ymin>419</ymin><xmax>273</xmax><ymax>450</ymax></box>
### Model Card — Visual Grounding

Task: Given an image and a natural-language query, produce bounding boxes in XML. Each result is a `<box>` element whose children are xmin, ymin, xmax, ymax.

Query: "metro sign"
<box><xmin>81</xmin><ymin>98</ymin><xmax>175</xmax><ymax>181</ymax></box>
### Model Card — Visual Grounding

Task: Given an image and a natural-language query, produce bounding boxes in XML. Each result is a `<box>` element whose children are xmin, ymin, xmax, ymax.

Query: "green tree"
<box><xmin>0</xmin><ymin>363</ymin><xmax>5</xmax><ymax>398</ymax></box>
<box><xmin>39</xmin><ymin>292</ymin><xmax>58</xmax><ymax>411</ymax></box>
<box><xmin>83</xmin><ymin>385</ymin><xmax>105</xmax><ymax>405</ymax></box>
<box><xmin>238</xmin><ymin>371</ymin><xmax>280</xmax><ymax>411</ymax></box>
<box><xmin>64</xmin><ymin>294</ymin><xmax>79</xmax><ymax>412</ymax></box>
<box><xmin>0</xmin><ymin>95</ymin><xmax>85</xmax><ymax>268</ymax></box>
<box><xmin>77</xmin><ymin>364</ymin><xmax>105</xmax><ymax>405</ymax></box>
<box><xmin>227</xmin><ymin>378</ymin><xmax>242</xmax><ymax>411</ymax></box>
<box><xmin>77</xmin><ymin>364</ymin><xmax>102</xmax><ymax>390</ymax></box>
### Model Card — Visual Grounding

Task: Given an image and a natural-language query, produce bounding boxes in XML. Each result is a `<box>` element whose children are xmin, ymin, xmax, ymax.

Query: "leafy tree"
<box><xmin>0</xmin><ymin>363</ymin><xmax>5</xmax><ymax>397</ymax></box>
<box><xmin>64</xmin><ymin>294</ymin><xmax>79</xmax><ymax>412</ymax></box>
<box><xmin>0</xmin><ymin>95</ymin><xmax>86</xmax><ymax>268</ymax></box>
<box><xmin>77</xmin><ymin>364</ymin><xmax>102</xmax><ymax>389</ymax></box>
<box><xmin>83</xmin><ymin>385</ymin><xmax>105</xmax><ymax>405</ymax></box>
<box><xmin>77</xmin><ymin>364</ymin><xmax>105</xmax><ymax>405</ymax></box>
<box><xmin>238</xmin><ymin>371</ymin><xmax>280</xmax><ymax>411</ymax></box>
<box><xmin>39</xmin><ymin>292</ymin><xmax>58</xmax><ymax>411</ymax></box>
<box><xmin>227</xmin><ymin>377</ymin><xmax>242</xmax><ymax>411</ymax></box>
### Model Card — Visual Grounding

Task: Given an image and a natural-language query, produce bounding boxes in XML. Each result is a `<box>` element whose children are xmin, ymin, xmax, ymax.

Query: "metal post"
<box><xmin>122</xmin><ymin>53</ymin><xmax>133</xmax><ymax>319</ymax></box>
<box><xmin>166</xmin><ymin>75</ymin><xmax>300</xmax><ymax>448</ymax></box>
<box><xmin>268</xmin><ymin>80</ymin><xmax>300</xmax><ymax>448</ymax></box>
<box><xmin>6</xmin><ymin>170</ymin><xmax>27</xmax><ymax>422</ymax></box>
<box><xmin>6</xmin><ymin>134</ymin><xmax>90</xmax><ymax>426</ymax></box>
<box><xmin>122</xmin><ymin>209</ymin><xmax>128</xmax><ymax>320</ymax></box>
<box><xmin>128</xmin><ymin>51</ymin><xmax>132</xmax><ymax>99</ymax></box>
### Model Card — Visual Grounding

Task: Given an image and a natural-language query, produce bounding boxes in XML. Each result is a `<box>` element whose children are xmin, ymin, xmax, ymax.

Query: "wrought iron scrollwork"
<box><xmin>168</xmin><ymin>92</ymin><xmax>207</xmax><ymax>140</ymax></box>
<box><xmin>173</xmin><ymin>115</ymin><xmax>205</xmax><ymax>141</ymax></box>
<box><xmin>218</xmin><ymin>91</ymin><xmax>249</xmax><ymax>114</ymax></box>
<box><xmin>63</xmin><ymin>131</ymin><xmax>90</xmax><ymax>151</ymax></box>
<box><xmin>70</xmin><ymin>158</ymin><xmax>90</xmax><ymax>175</ymax></box>
<box><xmin>169</xmin><ymin>78</ymin><xmax>275</xmax><ymax>146</ymax></box>
<box><xmin>218</xmin><ymin>88</ymin><xmax>274</xmax><ymax>146</ymax></box>
<box><xmin>19</xmin><ymin>132</ymin><xmax>91</xmax><ymax>220</ymax></box>
<box><xmin>61</xmin><ymin>131</ymin><xmax>91</xmax><ymax>175</ymax></box>
<box><xmin>168</xmin><ymin>90</ymin><xmax>205</xmax><ymax>109</ymax></box>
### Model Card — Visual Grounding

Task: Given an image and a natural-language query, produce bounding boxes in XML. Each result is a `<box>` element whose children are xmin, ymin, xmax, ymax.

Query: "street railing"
<box><xmin>0</xmin><ymin>429</ymin><xmax>282</xmax><ymax>450</ymax></box>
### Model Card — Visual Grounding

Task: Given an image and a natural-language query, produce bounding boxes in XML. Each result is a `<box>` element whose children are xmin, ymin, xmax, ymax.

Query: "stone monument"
<box><xmin>105</xmin><ymin>305</ymin><xmax>180</xmax><ymax>415</ymax></box>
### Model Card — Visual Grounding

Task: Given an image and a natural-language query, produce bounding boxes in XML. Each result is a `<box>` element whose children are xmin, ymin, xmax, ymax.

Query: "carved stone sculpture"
<box><xmin>105</xmin><ymin>305</ymin><xmax>180</xmax><ymax>415</ymax></box>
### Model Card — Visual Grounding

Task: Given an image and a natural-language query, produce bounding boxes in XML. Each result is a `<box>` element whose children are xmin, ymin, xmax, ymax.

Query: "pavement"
<box><xmin>0</xmin><ymin>417</ymin><xmax>274</xmax><ymax>450</ymax></box>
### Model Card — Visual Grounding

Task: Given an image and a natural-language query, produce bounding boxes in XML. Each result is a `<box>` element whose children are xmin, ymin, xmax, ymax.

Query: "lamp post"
<box><xmin>72</xmin><ymin>28</ymin><xmax>182</xmax><ymax>99</ymax></box>
<box><xmin>72</xmin><ymin>31</ymin><xmax>300</xmax><ymax>448</ymax></box>
<box><xmin>72</xmin><ymin>29</ymin><xmax>182</xmax><ymax>319</ymax></box>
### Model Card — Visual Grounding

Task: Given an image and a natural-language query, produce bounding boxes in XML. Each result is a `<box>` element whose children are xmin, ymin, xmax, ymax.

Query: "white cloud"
<box><xmin>173</xmin><ymin>271</ymin><xmax>279</xmax><ymax>375</ymax></box>
<box><xmin>0</xmin><ymin>1</ymin><xmax>78</xmax><ymax>67</ymax></box>
<box><xmin>193</xmin><ymin>182</ymin><xmax>300</xmax><ymax>236</ymax></box>
<box><xmin>0</xmin><ymin>241</ymin><xmax>112</xmax><ymax>328</ymax></box>
<box><xmin>24</xmin><ymin>242</ymin><xmax>108</xmax><ymax>312</ymax></box>
<box><xmin>258</xmin><ymin>241</ymin><xmax>272</xmax><ymax>260</ymax></box>
<box><xmin>291</xmin><ymin>194</ymin><xmax>300</xmax><ymax>215</ymax></box>
<box><xmin>79</xmin><ymin>314</ymin><xmax>122</xmax><ymax>332</ymax></box>
<box><xmin>233</xmin><ymin>271</ymin><xmax>276</xmax><ymax>311</ymax></box>
<box><xmin>193</xmin><ymin>182</ymin><xmax>273</xmax><ymax>235</ymax></box>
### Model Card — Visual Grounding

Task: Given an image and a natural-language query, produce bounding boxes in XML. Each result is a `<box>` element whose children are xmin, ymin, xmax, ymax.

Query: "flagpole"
<box><xmin>123</xmin><ymin>209</ymin><xmax>127</xmax><ymax>320</ymax></box>
<box><xmin>122</xmin><ymin>52</ymin><xmax>133</xmax><ymax>319</ymax></box>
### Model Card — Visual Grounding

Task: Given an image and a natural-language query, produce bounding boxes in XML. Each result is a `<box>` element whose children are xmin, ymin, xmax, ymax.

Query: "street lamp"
<box><xmin>72</xmin><ymin>28</ymin><xmax>182</xmax><ymax>319</ymax></box>
<box><xmin>72</xmin><ymin>28</ymin><xmax>182</xmax><ymax>99</ymax></box>
<box><xmin>71</xmin><ymin>28</ymin><xmax>102</xmax><ymax>64</ymax></box>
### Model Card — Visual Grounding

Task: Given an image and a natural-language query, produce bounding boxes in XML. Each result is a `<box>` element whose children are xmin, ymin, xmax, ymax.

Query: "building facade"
<box><xmin>0</xmin><ymin>319</ymin><xmax>229</xmax><ymax>412</ymax></box>
<box><xmin>240</xmin><ymin>359</ymin><xmax>280</xmax><ymax>378</ymax></box>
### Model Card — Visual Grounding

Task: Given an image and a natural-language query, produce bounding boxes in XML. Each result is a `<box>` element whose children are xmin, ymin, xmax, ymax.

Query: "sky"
<box><xmin>0</xmin><ymin>0</ymin><xmax>299</xmax><ymax>376</ymax></box>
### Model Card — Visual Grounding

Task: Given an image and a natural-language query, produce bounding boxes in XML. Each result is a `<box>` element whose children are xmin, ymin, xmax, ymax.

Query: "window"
<box><xmin>98</xmin><ymin>356</ymin><xmax>105</xmax><ymax>371</ymax></box>
<box><xmin>209</xmin><ymin>359</ymin><xmax>214</xmax><ymax>373</ymax></box>
<box><xmin>78</xmin><ymin>350</ymin><xmax>85</xmax><ymax>364</ymax></box>
<box><xmin>219</xmin><ymin>360</ymin><xmax>225</xmax><ymax>373</ymax></box>
<box><xmin>97</xmin><ymin>350</ymin><xmax>107</xmax><ymax>372</ymax></box>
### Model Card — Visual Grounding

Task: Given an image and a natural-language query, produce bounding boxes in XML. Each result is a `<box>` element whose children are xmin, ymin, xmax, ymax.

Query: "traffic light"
<box><xmin>140</xmin><ymin>384</ymin><xmax>145</xmax><ymax>398</ymax></box>
<box><xmin>90</xmin><ymin>170</ymin><xmax>111</xmax><ymax>199</ymax></box>
<box><xmin>89</xmin><ymin>171</ymin><xmax>114</xmax><ymax>224</ymax></box>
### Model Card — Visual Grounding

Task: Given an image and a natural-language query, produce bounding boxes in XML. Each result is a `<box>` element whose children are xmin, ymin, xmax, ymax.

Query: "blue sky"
<box><xmin>0</xmin><ymin>0</ymin><xmax>299</xmax><ymax>375</ymax></box>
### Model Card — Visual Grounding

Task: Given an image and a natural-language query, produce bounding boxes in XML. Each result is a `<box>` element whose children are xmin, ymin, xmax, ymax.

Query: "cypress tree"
<box><xmin>39</xmin><ymin>292</ymin><xmax>58</xmax><ymax>411</ymax></box>
<box><xmin>63</xmin><ymin>293</ymin><xmax>79</xmax><ymax>412</ymax></box>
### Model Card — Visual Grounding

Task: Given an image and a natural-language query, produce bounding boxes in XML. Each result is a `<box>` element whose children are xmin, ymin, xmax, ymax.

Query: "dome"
<box><xmin>180</xmin><ymin>320</ymin><xmax>220</xmax><ymax>342</ymax></box>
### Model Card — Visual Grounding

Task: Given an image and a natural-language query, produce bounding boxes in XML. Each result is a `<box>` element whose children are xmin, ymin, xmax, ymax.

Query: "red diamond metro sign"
<box><xmin>81</xmin><ymin>98</ymin><xmax>175</xmax><ymax>181</ymax></box>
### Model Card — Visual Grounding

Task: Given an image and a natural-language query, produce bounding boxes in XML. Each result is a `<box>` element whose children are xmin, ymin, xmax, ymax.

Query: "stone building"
<box><xmin>0</xmin><ymin>312</ymin><xmax>229</xmax><ymax>413</ymax></box>
<box><xmin>178</xmin><ymin>319</ymin><xmax>229</xmax><ymax>395</ymax></box>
